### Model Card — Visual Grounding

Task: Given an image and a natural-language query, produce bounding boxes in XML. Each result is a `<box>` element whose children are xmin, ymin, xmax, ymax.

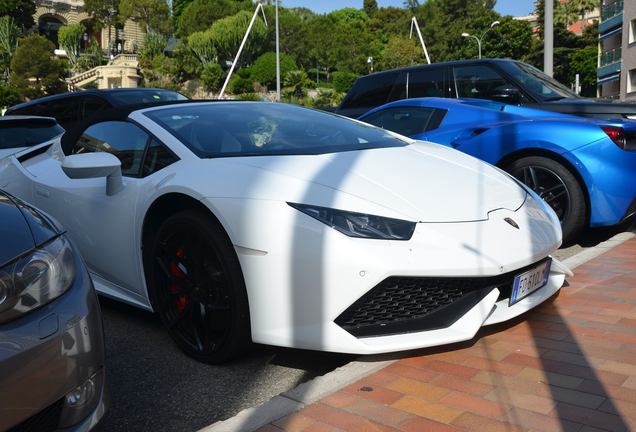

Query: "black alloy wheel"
<box><xmin>506</xmin><ymin>156</ymin><xmax>586</xmax><ymax>243</ymax></box>
<box><xmin>150</xmin><ymin>210</ymin><xmax>251</xmax><ymax>363</ymax></box>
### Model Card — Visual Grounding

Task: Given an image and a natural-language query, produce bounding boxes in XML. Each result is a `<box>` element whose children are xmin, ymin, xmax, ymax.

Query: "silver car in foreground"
<box><xmin>0</xmin><ymin>189</ymin><xmax>108</xmax><ymax>431</ymax></box>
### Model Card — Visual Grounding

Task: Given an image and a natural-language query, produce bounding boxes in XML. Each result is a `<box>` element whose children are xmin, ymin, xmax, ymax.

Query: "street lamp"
<box><xmin>83</xmin><ymin>32</ymin><xmax>87</xmax><ymax>53</ymax></box>
<box><xmin>367</xmin><ymin>56</ymin><xmax>373</xmax><ymax>74</ymax></box>
<box><xmin>461</xmin><ymin>20</ymin><xmax>500</xmax><ymax>59</ymax></box>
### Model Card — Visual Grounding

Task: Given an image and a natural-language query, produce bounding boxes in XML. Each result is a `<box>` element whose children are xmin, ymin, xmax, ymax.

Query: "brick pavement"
<box><xmin>257</xmin><ymin>237</ymin><xmax>636</xmax><ymax>432</ymax></box>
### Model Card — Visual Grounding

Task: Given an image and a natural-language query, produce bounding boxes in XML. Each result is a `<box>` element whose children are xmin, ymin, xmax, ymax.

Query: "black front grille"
<box><xmin>335</xmin><ymin>258</ymin><xmax>550</xmax><ymax>338</ymax></box>
<box><xmin>6</xmin><ymin>398</ymin><xmax>62</xmax><ymax>432</ymax></box>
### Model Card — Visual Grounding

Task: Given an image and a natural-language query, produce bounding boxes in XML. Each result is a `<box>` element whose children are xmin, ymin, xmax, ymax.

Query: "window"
<box><xmin>341</xmin><ymin>73</ymin><xmax>401</xmax><ymax>109</ymax></box>
<box><xmin>407</xmin><ymin>68</ymin><xmax>446</xmax><ymax>98</ymax></box>
<box><xmin>36</xmin><ymin>97</ymin><xmax>80</xmax><ymax>131</ymax></box>
<box><xmin>142</xmin><ymin>139</ymin><xmax>178</xmax><ymax>176</ymax></box>
<box><xmin>630</xmin><ymin>18</ymin><xmax>636</xmax><ymax>44</ymax></box>
<box><xmin>72</xmin><ymin>121</ymin><xmax>150</xmax><ymax>177</ymax></box>
<box><xmin>628</xmin><ymin>69</ymin><xmax>636</xmax><ymax>94</ymax></box>
<box><xmin>362</xmin><ymin>107</ymin><xmax>439</xmax><ymax>137</ymax></box>
<box><xmin>80</xmin><ymin>96</ymin><xmax>110</xmax><ymax>121</ymax></box>
<box><xmin>453</xmin><ymin>65</ymin><xmax>512</xmax><ymax>99</ymax></box>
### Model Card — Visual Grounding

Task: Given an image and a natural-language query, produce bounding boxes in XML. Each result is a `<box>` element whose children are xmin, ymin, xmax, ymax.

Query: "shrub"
<box><xmin>332</xmin><ymin>71</ymin><xmax>358</xmax><ymax>93</ymax></box>
<box><xmin>250</xmin><ymin>52</ymin><xmax>296</xmax><ymax>89</ymax></box>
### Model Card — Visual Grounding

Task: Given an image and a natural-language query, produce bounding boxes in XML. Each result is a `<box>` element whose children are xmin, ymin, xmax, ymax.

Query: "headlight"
<box><xmin>289</xmin><ymin>203</ymin><xmax>416</xmax><ymax>240</ymax></box>
<box><xmin>0</xmin><ymin>236</ymin><xmax>76</xmax><ymax>324</ymax></box>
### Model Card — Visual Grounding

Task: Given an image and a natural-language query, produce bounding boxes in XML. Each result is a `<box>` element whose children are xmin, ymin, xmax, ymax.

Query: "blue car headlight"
<box><xmin>0</xmin><ymin>235</ymin><xmax>76</xmax><ymax>324</ymax></box>
<box><xmin>289</xmin><ymin>202</ymin><xmax>416</xmax><ymax>240</ymax></box>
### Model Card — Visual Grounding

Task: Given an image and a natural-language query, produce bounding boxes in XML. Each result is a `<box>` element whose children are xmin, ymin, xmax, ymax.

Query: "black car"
<box><xmin>4</xmin><ymin>88</ymin><xmax>189</xmax><ymax>131</ymax></box>
<box><xmin>335</xmin><ymin>58</ymin><xmax>636</xmax><ymax>119</ymax></box>
<box><xmin>0</xmin><ymin>189</ymin><xmax>109</xmax><ymax>432</ymax></box>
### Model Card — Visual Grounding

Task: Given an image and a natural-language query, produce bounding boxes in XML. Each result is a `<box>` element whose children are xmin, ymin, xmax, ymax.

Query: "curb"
<box><xmin>200</xmin><ymin>229</ymin><xmax>636</xmax><ymax>432</ymax></box>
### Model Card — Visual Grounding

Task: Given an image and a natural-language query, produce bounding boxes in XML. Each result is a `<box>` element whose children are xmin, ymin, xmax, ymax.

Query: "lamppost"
<box><xmin>83</xmin><ymin>32</ymin><xmax>87</xmax><ymax>53</ymax></box>
<box><xmin>367</xmin><ymin>56</ymin><xmax>373</xmax><ymax>74</ymax></box>
<box><xmin>461</xmin><ymin>20</ymin><xmax>499</xmax><ymax>59</ymax></box>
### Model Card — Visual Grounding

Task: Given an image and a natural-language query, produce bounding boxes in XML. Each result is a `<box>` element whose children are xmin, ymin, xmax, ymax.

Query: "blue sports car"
<box><xmin>359</xmin><ymin>98</ymin><xmax>636</xmax><ymax>242</ymax></box>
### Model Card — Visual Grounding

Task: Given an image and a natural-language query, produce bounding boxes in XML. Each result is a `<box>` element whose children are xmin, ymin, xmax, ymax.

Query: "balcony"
<box><xmin>600</xmin><ymin>47</ymin><xmax>622</xmax><ymax>67</ymax></box>
<box><xmin>601</xmin><ymin>0</ymin><xmax>623</xmax><ymax>22</ymax></box>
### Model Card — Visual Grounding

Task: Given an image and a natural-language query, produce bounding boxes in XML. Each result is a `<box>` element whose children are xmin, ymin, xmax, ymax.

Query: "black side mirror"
<box><xmin>492</xmin><ymin>86</ymin><xmax>521</xmax><ymax>103</ymax></box>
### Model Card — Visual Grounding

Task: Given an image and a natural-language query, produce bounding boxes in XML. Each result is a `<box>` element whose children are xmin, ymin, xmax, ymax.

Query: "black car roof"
<box><xmin>4</xmin><ymin>88</ymin><xmax>188</xmax><ymax>113</ymax></box>
<box><xmin>355</xmin><ymin>58</ymin><xmax>518</xmax><ymax>79</ymax></box>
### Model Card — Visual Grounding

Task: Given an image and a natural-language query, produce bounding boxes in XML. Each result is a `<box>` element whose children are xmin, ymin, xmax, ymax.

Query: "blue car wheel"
<box><xmin>506</xmin><ymin>156</ymin><xmax>586</xmax><ymax>243</ymax></box>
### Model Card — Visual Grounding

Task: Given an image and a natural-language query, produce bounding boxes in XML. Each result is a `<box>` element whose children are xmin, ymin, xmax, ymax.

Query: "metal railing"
<box><xmin>601</xmin><ymin>0</ymin><xmax>623</xmax><ymax>22</ymax></box>
<box><xmin>600</xmin><ymin>47</ymin><xmax>622</xmax><ymax>66</ymax></box>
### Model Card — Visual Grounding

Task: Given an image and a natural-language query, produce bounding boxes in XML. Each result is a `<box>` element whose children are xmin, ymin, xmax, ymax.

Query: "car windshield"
<box><xmin>499</xmin><ymin>61</ymin><xmax>580</xmax><ymax>101</ymax></box>
<box><xmin>144</xmin><ymin>102</ymin><xmax>407</xmax><ymax>158</ymax></box>
<box><xmin>108</xmin><ymin>89</ymin><xmax>189</xmax><ymax>106</ymax></box>
<box><xmin>0</xmin><ymin>118</ymin><xmax>64</xmax><ymax>149</ymax></box>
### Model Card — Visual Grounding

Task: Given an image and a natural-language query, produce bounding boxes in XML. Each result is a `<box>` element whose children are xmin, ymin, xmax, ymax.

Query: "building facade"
<box><xmin>597</xmin><ymin>0</ymin><xmax>636</xmax><ymax>99</ymax></box>
<box><xmin>34</xmin><ymin>0</ymin><xmax>145</xmax><ymax>56</ymax></box>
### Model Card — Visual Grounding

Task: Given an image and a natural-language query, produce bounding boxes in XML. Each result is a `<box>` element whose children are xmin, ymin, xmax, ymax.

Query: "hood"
<box><xmin>0</xmin><ymin>190</ymin><xmax>60</xmax><ymax>266</ymax></box>
<box><xmin>0</xmin><ymin>191</ymin><xmax>35</xmax><ymax>265</ymax></box>
<box><xmin>231</xmin><ymin>142</ymin><xmax>527</xmax><ymax>223</ymax></box>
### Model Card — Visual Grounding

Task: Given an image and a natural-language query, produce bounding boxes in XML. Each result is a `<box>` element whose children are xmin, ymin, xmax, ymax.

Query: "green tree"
<box><xmin>569</xmin><ymin>44</ymin><xmax>597</xmax><ymax>97</ymax></box>
<box><xmin>329</xmin><ymin>8</ymin><xmax>369</xmax><ymax>28</ymax></box>
<box><xmin>58</xmin><ymin>23</ymin><xmax>86</xmax><ymax>68</ymax></box>
<box><xmin>363</xmin><ymin>0</ymin><xmax>378</xmax><ymax>19</ymax></box>
<box><xmin>0</xmin><ymin>16</ymin><xmax>19</xmax><ymax>77</ymax></box>
<box><xmin>9</xmin><ymin>35</ymin><xmax>67</xmax><ymax>100</ymax></box>
<box><xmin>403</xmin><ymin>0</ymin><xmax>419</xmax><ymax>14</ymax></box>
<box><xmin>382</xmin><ymin>34</ymin><xmax>425</xmax><ymax>69</ymax></box>
<box><xmin>250</xmin><ymin>51</ymin><xmax>296</xmax><ymax>89</ymax></box>
<box><xmin>456</xmin><ymin>15</ymin><xmax>533</xmax><ymax>60</ymax></box>
<box><xmin>366</xmin><ymin>6</ymin><xmax>410</xmax><ymax>36</ymax></box>
<box><xmin>283</xmin><ymin>69</ymin><xmax>312</xmax><ymax>103</ymax></box>
<box><xmin>0</xmin><ymin>84</ymin><xmax>18</xmax><ymax>107</ymax></box>
<box><xmin>176</xmin><ymin>0</ymin><xmax>251</xmax><ymax>38</ymax></box>
<box><xmin>83</xmin><ymin>0</ymin><xmax>121</xmax><ymax>56</ymax></box>
<box><xmin>139</xmin><ymin>30</ymin><xmax>167</xmax><ymax>61</ymax></box>
<box><xmin>188</xmin><ymin>30</ymin><xmax>215</xmax><ymax>67</ymax></box>
<box><xmin>169</xmin><ymin>42</ymin><xmax>202</xmax><ymax>83</ymax></box>
<box><xmin>172</xmin><ymin>0</ymin><xmax>193</xmax><ymax>31</ymax></box>
<box><xmin>416</xmin><ymin>0</ymin><xmax>498</xmax><ymax>63</ymax></box>
<box><xmin>201</xmin><ymin>62</ymin><xmax>224</xmax><ymax>92</ymax></box>
<box><xmin>209</xmin><ymin>10</ymin><xmax>267</xmax><ymax>69</ymax></box>
<box><xmin>0</xmin><ymin>0</ymin><xmax>35</xmax><ymax>30</ymax></box>
<box><xmin>119</xmin><ymin>0</ymin><xmax>173</xmax><ymax>35</ymax></box>
<box><xmin>332</xmin><ymin>71</ymin><xmax>358</xmax><ymax>93</ymax></box>
<box><xmin>555</xmin><ymin>0</ymin><xmax>579</xmax><ymax>29</ymax></box>
<box><xmin>573</xmin><ymin>0</ymin><xmax>598</xmax><ymax>26</ymax></box>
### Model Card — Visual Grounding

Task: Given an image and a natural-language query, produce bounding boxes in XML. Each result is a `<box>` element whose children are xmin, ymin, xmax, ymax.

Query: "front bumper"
<box><xmin>212</xmin><ymin>192</ymin><xmax>566</xmax><ymax>355</ymax></box>
<box><xmin>0</xmin><ymin>248</ymin><xmax>109</xmax><ymax>432</ymax></box>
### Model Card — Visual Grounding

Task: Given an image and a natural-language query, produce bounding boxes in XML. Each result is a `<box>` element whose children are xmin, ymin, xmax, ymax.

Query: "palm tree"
<box><xmin>573</xmin><ymin>0</ymin><xmax>598</xmax><ymax>30</ymax></box>
<box><xmin>283</xmin><ymin>70</ymin><xmax>313</xmax><ymax>105</ymax></box>
<box><xmin>554</xmin><ymin>1</ymin><xmax>580</xmax><ymax>29</ymax></box>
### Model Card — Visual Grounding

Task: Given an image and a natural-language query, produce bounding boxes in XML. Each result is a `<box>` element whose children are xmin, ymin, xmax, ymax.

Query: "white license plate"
<box><xmin>510</xmin><ymin>260</ymin><xmax>552</xmax><ymax>305</ymax></box>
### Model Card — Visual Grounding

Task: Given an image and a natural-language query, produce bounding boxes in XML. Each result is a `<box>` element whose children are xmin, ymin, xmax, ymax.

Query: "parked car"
<box><xmin>359</xmin><ymin>97</ymin><xmax>636</xmax><ymax>242</ymax></box>
<box><xmin>0</xmin><ymin>102</ymin><xmax>571</xmax><ymax>363</ymax></box>
<box><xmin>4</xmin><ymin>88</ymin><xmax>189</xmax><ymax>130</ymax></box>
<box><xmin>0</xmin><ymin>116</ymin><xmax>65</xmax><ymax>159</ymax></box>
<box><xmin>0</xmin><ymin>189</ymin><xmax>108</xmax><ymax>432</ymax></box>
<box><xmin>336</xmin><ymin>58</ymin><xmax>636</xmax><ymax>119</ymax></box>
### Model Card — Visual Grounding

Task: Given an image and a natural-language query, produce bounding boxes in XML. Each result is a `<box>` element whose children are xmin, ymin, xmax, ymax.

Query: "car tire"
<box><xmin>505</xmin><ymin>156</ymin><xmax>586</xmax><ymax>243</ymax></box>
<box><xmin>149</xmin><ymin>209</ymin><xmax>252</xmax><ymax>363</ymax></box>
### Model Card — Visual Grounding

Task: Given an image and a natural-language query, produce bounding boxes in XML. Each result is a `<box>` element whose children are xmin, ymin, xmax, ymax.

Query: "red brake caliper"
<box><xmin>171</xmin><ymin>246</ymin><xmax>190</xmax><ymax>313</ymax></box>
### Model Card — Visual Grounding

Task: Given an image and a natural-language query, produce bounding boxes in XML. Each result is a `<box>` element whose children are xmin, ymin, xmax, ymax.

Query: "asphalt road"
<box><xmin>100</xmin><ymin>220</ymin><xmax>635</xmax><ymax>432</ymax></box>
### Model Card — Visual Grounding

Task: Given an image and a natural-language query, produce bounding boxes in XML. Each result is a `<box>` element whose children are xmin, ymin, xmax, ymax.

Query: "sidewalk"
<box><xmin>209</xmin><ymin>232</ymin><xmax>636</xmax><ymax>432</ymax></box>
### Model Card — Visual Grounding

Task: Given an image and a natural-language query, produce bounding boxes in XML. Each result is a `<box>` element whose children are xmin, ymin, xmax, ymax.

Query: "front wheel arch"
<box><xmin>496</xmin><ymin>150</ymin><xmax>590</xmax><ymax>230</ymax></box>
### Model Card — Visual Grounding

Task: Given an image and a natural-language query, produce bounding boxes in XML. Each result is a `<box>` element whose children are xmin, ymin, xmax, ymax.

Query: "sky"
<box><xmin>280</xmin><ymin>0</ymin><xmax>537</xmax><ymax>18</ymax></box>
